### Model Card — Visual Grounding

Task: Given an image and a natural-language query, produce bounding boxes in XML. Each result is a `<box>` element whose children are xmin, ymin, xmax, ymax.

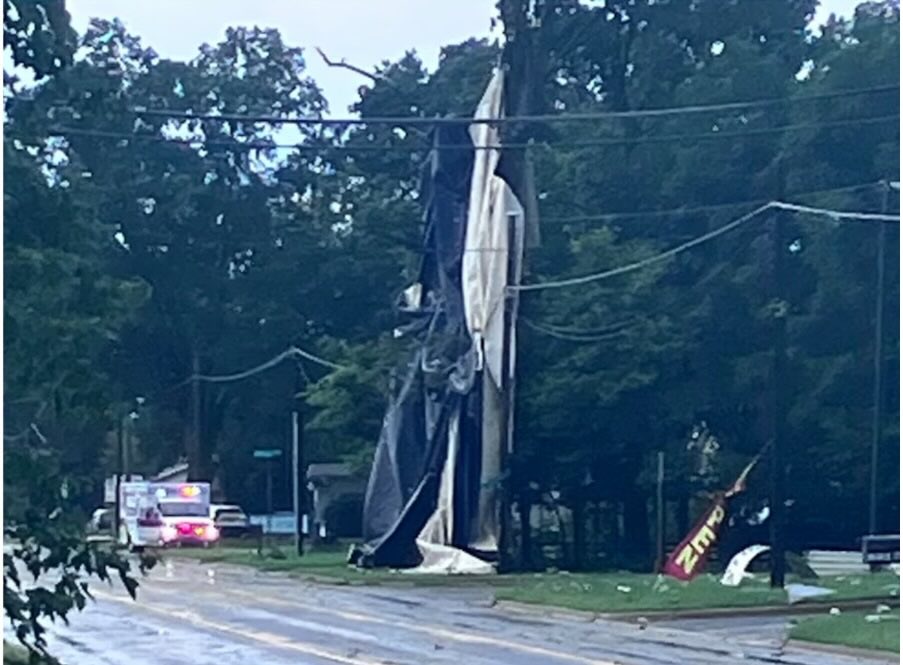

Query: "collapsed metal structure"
<box><xmin>351</xmin><ymin>70</ymin><xmax>525</xmax><ymax>573</ymax></box>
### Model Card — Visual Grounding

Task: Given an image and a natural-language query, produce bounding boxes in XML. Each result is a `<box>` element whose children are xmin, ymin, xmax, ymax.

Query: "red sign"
<box><xmin>662</xmin><ymin>450</ymin><xmax>765</xmax><ymax>581</ymax></box>
<box><xmin>662</xmin><ymin>496</ymin><xmax>727</xmax><ymax>581</ymax></box>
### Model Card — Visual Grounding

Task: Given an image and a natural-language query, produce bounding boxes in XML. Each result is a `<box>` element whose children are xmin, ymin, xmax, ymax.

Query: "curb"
<box><xmin>786</xmin><ymin>639</ymin><xmax>899</xmax><ymax>663</ymax></box>
<box><xmin>494</xmin><ymin>596</ymin><xmax>900</xmax><ymax>623</ymax></box>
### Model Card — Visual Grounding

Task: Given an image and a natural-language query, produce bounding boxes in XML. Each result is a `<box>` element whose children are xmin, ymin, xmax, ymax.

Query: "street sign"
<box><xmin>253</xmin><ymin>449</ymin><xmax>282</xmax><ymax>460</ymax></box>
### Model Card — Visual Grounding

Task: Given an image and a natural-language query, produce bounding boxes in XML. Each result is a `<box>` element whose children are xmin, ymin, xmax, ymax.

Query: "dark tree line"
<box><xmin>5</xmin><ymin>0</ymin><xmax>899</xmax><ymax>582</ymax></box>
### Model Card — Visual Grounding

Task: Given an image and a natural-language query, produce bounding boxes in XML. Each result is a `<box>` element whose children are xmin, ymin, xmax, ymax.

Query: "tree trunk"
<box><xmin>623</xmin><ymin>488</ymin><xmax>651</xmax><ymax>569</ymax></box>
<box><xmin>519</xmin><ymin>489</ymin><xmax>533</xmax><ymax>571</ymax></box>
<box><xmin>677</xmin><ymin>492</ymin><xmax>690</xmax><ymax>537</ymax></box>
<box><xmin>573</xmin><ymin>499</ymin><xmax>586</xmax><ymax>571</ymax></box>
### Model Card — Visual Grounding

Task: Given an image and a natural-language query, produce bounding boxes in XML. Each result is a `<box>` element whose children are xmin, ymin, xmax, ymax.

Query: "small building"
<box><xmin>307</xmin><ymin>463</ymin><xmax>366</xmax><ymax>540</ymax></box>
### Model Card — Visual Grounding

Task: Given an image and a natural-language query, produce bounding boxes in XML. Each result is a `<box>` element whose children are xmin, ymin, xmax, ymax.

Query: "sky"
<box><xmin>66</xmin><ymin>0</ymin><xmax>864</xmax><ymax>117</ymax></box>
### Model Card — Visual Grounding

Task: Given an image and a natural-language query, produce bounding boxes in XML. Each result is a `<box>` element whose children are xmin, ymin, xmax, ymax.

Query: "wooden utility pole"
<box><xmin>293</xmin><ymin>371</ymin><xmax>306</xmax><ymax>556</ymax></box>
<box><xmin>497</xmin><ymin>0</ymin><xmax>545</xmax><ymax>573</ymax></box>
<box><xmin>655</xmin><ymin>451</ymin><xmax>665</xmax><ymax>572</ymax></box>
<box><xmin>114</xmin><ymin>413</ymin><xmax>124</xmax><ymax>541</ymax></box>
<box><xmin>868</xmin><ymin>182</ymin><xmax>890</xmax><ymax>535</ymax></box>
<box><xmin>769</xmin><ymin>206</ymin><xmax>788</xmax><ymax>589</ymax></box>
<box><xmin>189</xmin><ymin>349</ymin><xmax>202</xmax><ymax>480</ymax></box>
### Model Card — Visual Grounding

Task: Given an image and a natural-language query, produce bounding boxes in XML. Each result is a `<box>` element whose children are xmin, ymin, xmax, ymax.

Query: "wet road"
<box><xmin>14</xmin><ymin>559</ymin><xmax>896</xmax><ymax>665</ymax></box>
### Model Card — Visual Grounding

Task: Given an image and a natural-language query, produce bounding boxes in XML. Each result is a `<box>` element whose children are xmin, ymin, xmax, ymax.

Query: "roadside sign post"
<box><xmin>254</xmin><ymin>449</ymin><xmax>282</xmax><ymax>544</ymax></box>
<box><xmin>292</xmin><ymin>410</ymin><xmax>304</xmax><ymax>557</ymax></box>
<box><xmin>655</xmin><ymin>451</ymin><xmax>665</xmax><ymax>573</ymax></box>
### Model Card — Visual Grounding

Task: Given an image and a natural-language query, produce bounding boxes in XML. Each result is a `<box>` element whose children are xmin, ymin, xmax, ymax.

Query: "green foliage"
<box><xmin>3</xmin><ymin>0</ymin><xmax>899</xmax><ymax>594</ymax></box>
<box><xmin>3</xmin><ymin>7</ymin><xmax>153</xmax><ymax>661</ymax></box>
<box><xmin>4</xmin><ymin>0</ymin><xmax>77</xmax><ymax>83</ymax></box>
<box><xmin>3</xmin><ymin>466</ymin><xmax>155</xmax><ymax>660</ymax></box>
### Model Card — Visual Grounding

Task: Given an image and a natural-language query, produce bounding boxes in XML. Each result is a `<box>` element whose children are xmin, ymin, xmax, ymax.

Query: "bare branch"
<box><xmin>316</xmin><ymin>47</ymin><xmax>393</xmax><ymax>88</ymax></box>
<box><xmin>315</xmin><ymin>48</ymin><xmax>428</xmax><ymax>139</ymax></box>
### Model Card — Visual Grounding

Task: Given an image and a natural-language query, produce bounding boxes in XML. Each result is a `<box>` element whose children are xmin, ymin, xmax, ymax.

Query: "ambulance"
<box><xmin>154</xmin><ymin>482</ymin><xmax>219</xmax><ymax>547</ymax></box>
<box><xmin>118</xmin><ymin>481</ymin><xmax>166</xmax><ymax>549</ymax></box>
<box><xmin>117</xmin><ymin>481</ymin><xmax>218</xmax><ymax>548</ymax></box>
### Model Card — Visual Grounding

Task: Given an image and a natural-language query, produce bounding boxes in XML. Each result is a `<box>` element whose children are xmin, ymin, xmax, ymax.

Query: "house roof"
<box><xmin>152</xmin><ymin>461</ymin><xmax>189</xmax><ymax>481</ymax></box>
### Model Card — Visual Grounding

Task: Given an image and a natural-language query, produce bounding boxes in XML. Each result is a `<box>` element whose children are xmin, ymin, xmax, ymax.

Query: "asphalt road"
<box><xmin>10</xmin><ymin>559</ymin><xmax>896</xmax><ymax>665</ymax></box>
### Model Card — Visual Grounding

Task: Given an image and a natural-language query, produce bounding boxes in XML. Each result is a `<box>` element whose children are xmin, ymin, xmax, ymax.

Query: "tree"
<box><xmin>3</xmin><ymin>6</ymin><xmax>153</xmax><ymax>660</ymax></box>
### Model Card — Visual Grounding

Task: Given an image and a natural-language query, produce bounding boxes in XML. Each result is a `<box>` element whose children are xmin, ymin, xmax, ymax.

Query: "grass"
<box><xmin>495</xmin><ymin>571</ymin><xmax>900</xmax><ymax>614</ymax></box>
<box><xmin>791</xmin><ymin>608</ymin><xmax>900</xmax><ymax>653</ymax></box>
<box><xmin>164</xmin><ymin>543</ymin><xmax>900</xmax><ymax>614</ymax></box>
<box><xmin>164</xmin><ymin>544</ymin><xmax>516</xmax><ymax>586</ymax></box>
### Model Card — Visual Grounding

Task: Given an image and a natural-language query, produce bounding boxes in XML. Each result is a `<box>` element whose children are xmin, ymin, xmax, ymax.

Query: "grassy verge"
<box><xmin>495</xmin><ymin>571</ymin><xmax>900</xmax><ymax>614</ymax></box>
<box><xmin>791</xmin><ymin>608</ymin><xmax>899</xmax><ymax>653</ymax></box>
<box><xmin>165</xmin><ymin>544</ymin><xmax>900</xmax><ymax>614</ymax></box>
<box><xmin>164</xmin><ymin>545</ymin><xmax>517</xmax><ymax>586</ymax></box>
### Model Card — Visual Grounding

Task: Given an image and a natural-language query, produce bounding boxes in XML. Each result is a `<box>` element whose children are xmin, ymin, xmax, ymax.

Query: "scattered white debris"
<box><xmin>207</xmin><ymin>569</ymin><xmax>216</xmax><ymax>585</ymax></box>
<box><xmin>865</xmin><ymin>614</ymin><xmax>881</xmax><ymax>623</ymax></box>
<box><xmin>786</xmin><ymin>583</ymin><xmax>835</xmax><ymax>605</ymax></box>
<box><xmin>616</xmin><ymin>585</ymin><xmax>632</xmax><ymax>594</ymax></box>
<box><xmin>877</xmin><ymin>604</ymin><xmax>892</xmax><ymax>614</ymax></box>
<box><xmin>721</xmin><ymin>544</ymin><xmax>770</xmax><ymax>587</ymax></box>
<box><xmin>829</xmin><ymin>607</ymin><xmax>841</xmax><ymax>616</ymax></box>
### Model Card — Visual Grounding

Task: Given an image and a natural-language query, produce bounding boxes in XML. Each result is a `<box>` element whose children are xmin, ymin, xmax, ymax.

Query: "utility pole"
<box><xmin>497</xmin><ymin>0</ymin><xmax>545</xmax><ymax>573</ymax></box>
<box><xmin>114</xmin><ymin>413</ymin><xmax>125</xmax><ymax>542</ymax></box>
<box><xmin>190</xmin><ymin>349</ymin><xmax>202</xmax><ymax>480</ymax></box>
<box><xmin>868</xmin><ymin>181</ymin><xmax>890</xmax><ymax>535</ymax></box>
<box><xmin>293</xmin><ymin>371</ymin><xmax>306</xmax><ymax>556</ymax></box>
<box><xmin>655</xmin><ymin>451</ymin><xmax>665</xmax><ymax>573</ymax></box>
<box><xmin>769</xmin><ymin>205</ymin><xmax>788</xmax><ymax>589</ymax></box>
<box><xmin>498</xmin><ymin>212</ymin><xmax>521</xmax><ymax>572</ymax></box>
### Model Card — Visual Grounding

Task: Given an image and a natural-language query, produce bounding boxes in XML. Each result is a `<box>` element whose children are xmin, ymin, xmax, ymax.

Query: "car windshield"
<box><xmin>159</xmin><ymin>502</ymin><xmax>207</xmax><ymax>517</ymax></box>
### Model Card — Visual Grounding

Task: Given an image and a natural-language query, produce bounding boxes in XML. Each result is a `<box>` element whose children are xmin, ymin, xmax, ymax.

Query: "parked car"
<box><xmin>209</xmin><ymin>504</ymin><xmax>251</xmax><ymax>538</ymax></box>
<box><xmin>87</xmin><ymin>507</ymin><xmax>115</xmax><ymax>543</ymax></box>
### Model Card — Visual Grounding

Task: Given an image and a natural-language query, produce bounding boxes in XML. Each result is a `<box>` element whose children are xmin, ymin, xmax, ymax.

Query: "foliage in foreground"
<box><xmin>3</xmin><ymin>476</ymin><xmax>155</xmax><ymax>662</ymax></box>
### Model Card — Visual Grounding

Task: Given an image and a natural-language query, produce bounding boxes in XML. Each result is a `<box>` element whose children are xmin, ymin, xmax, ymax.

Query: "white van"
<box><xmin>154</xmin><ymin>483</ymin><xmax>219</xmax><ymax>546</ymax></box>
<box><xmin>118</xmin><ymin>482</ymin><xmax>165</xmax><ymax>549</ymax></box>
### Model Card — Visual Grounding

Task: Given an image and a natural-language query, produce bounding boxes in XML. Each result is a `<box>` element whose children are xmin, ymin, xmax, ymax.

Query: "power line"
<box><xmin>44</xmin><ymin>113</ymin><xmax>899</xmax><ymax>153</ymax></box>
<box><xmin>181</xmin><ymin>345</ymin><xmax>346</xmax><ymax>386</ymax></box>
<box><xmin>512</xmin><ymin>201</ymin><xmax>901</xmax><ymax>293</ymax></box>
<box><xmin>541</xmin><ymin>181</ymin><xmax>885</xmax><ymax>224</ymax></box>
<box><xmin>513</xmin><ymin>204</ymin><xmax>774</xmax><ymax>292</ymax></box>
<box><xmin>521</xmin><ymin>317</ymin><xmax>636</xmax><ymax>342</ymax></box>
<box><xmin>131</xmin><ymin>83</ymin><xmax>899</xmax><ymax>127</ymax></box>
<box><xmin>771</xmin><ymin>201</ymin><xmax>900</xmax><ymax>222</ymax></box>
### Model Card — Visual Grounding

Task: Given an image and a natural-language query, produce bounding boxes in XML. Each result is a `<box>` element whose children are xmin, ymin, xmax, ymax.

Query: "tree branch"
<box><xmin>314</xmin><ymin>49</ymin><xmax>427</xmax><ymax>139</ymax></box>
<box><xmin>316</xmin><ymin>47</ymin><xmax>395</xmax><ymax>88</ymax></box>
